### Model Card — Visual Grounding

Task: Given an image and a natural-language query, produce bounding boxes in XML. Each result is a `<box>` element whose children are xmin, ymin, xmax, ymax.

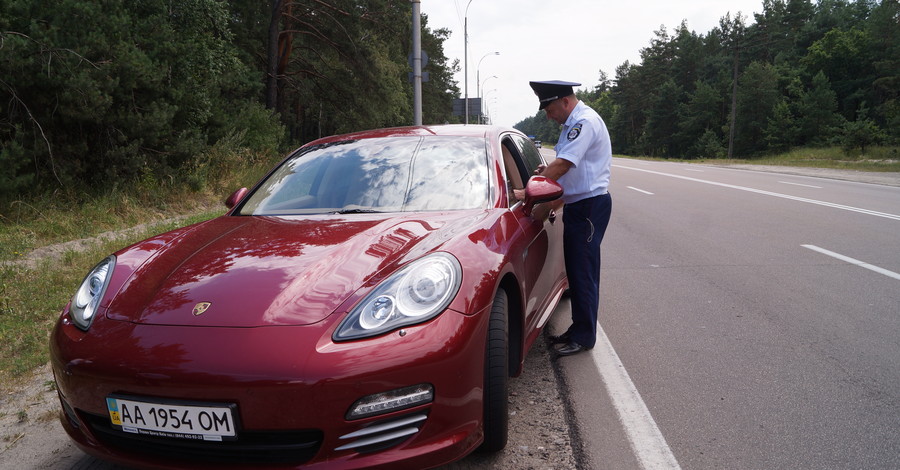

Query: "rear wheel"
<box><xmin>479</xmin><ymin>288</ymin><xmax>509</xmax><ymax>452</ymax></box>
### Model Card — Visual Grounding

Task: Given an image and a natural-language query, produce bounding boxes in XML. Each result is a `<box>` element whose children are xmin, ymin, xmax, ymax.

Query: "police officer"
<box><xmin>529</xmin><ymin>80</ymin><xmax>613</xmax><ymax>356</ymax></box>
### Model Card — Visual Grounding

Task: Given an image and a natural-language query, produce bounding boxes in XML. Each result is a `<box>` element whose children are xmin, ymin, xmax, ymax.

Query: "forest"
<box><xmin>1</xmin><ymin>0</ymin><xmax>897</xmax><ymax>204</ymax></box>
<box><xmin>516</xmin><ymin>0</ymin><xmax>899</xmax><ymax>159</ymax></box>
<box><xmin>0</xmin><ymin>0</ymin><xmax>459</xmax><ymax>201</ymax></box>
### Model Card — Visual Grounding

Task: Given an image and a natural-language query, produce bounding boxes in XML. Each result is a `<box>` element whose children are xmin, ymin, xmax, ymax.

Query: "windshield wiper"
<box><xmin>330</xmin><ymin>208</ymin><xmax>383</xmax><ymax>214</ymax></box>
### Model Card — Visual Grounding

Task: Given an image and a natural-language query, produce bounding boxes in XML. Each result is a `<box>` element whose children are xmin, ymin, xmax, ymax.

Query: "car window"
<box><xmin>512</xmin><ymin>134</ymin><xmax>545</xmax><ymax>175</ymax></box>
<box><xmin>237</xmin><ymin>137</ymin><xmax>490</xmax><ymax>215</ymax></box>
<box><xmin>501</xmin><ymin>136</ymin><xmax>531</xmax><ymax>207</ymax></box>
<box><xmin>501</xmin><ymin>144</ymin><xmax>522</xmax><ymax>207</ymax></box>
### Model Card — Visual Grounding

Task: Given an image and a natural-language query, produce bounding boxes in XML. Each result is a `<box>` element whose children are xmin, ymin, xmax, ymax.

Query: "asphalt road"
<box><xmin>548</xmin><ymin>158</ymin><xmax>900</xmax><ymax>469</ymax></box>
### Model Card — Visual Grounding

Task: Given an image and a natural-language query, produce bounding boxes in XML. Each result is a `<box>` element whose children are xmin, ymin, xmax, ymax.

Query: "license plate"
<box><xmin>106</xmin><ymin>395</ymin><xmax>237</xmax><ymax>441</ymax></box>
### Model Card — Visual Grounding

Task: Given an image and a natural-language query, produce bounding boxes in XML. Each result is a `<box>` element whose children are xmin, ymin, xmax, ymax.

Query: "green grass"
<box><xmin>1</xmin><ymin>188</ymin><xmax>218</xmax><ymax>262</ymax></box>
<box><xmin>0</xmin><ymin>209</ymin><xmax>224</xmax><ymax>382</ymax></box>
<box><xmin>0</xmin><ymin>157</ymin><xmax>275</xmax><ymax>387</ymax></box>
<box><xmin>617</xmin><ymin>145</ymin><xmax>900</xmax><ymax>172</ymax></box>
<box><xmin>711</xmin><ymin>146</ymin><xmax>899</xmax><ymax>171</ymax></box>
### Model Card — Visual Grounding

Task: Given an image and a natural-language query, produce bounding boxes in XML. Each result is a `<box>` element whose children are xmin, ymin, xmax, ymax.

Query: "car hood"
<box><xmin>106</xmin><ymin>212</ymin><xmax>486</xmax><ymax>327</ymax></box>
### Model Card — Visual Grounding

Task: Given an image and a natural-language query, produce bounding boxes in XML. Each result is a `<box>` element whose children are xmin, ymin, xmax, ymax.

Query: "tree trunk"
<box><xmin>265</xmin><ymin>0</ymin><xmax>283</xmax><ymax>110</ymax></box>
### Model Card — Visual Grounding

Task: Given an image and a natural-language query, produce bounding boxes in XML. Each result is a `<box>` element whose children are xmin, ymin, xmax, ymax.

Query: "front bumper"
<box><xmin>50</xmin><ymin>305</ymin><xmax>490</xmax><ymax>469</ymax></box>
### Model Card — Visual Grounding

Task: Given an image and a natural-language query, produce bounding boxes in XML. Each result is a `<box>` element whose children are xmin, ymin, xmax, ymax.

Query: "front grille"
<box><xmin>335</xmin><ymin>412</ymin><xmax>428</xmax><ymax>453</ymax></box>
<box><xmin>81</xmin><ymin>411</ymin><xmax>322</xmax><ymax>465</ymax></box>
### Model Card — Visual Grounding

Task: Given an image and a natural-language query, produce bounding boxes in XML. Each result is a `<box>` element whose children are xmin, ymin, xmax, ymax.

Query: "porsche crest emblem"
<box><xmin>192</xmin><ymin>302</ymin><xmax>212</xmax><ymax>316</ymax></box>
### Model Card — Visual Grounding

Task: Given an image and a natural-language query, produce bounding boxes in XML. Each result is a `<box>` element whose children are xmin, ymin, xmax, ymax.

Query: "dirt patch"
<box><xmin>0</xmin><ymin>363</ymin><xmax>80</xmax><ymax>469</ymax></box>
<box><xmin>439</xmin><ymin>340</ymin><xmax>577</xmax><ymax>470</ymax></box>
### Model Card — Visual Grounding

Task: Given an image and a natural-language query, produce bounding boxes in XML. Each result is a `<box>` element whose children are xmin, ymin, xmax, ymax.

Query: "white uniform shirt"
<box><xmin>554</xmin><ymin>101</ymin><xmax>612</xmax><ymax>204</ymax></box>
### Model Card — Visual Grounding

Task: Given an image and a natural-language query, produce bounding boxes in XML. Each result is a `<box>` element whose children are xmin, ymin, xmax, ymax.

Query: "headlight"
<box><xmin>70</xmin><ymin>255</ymin><xmax>116</xmax><ymax>331</ymax></box>
<box><xmin>334</xmin><ymin>253</ymin><xmax>461</xmax><ymax>341</ymax></box>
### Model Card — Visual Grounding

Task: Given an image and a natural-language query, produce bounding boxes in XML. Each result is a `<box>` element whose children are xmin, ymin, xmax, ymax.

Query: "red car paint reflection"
<box><xmin>50</xmin><ymin>125</ymin><xmax>567</xmax><ymax>469</ymax></box>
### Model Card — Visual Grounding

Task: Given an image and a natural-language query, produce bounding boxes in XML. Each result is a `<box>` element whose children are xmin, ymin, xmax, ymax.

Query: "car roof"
<box><xmin>303</xmin><ymin>125</ymin><xmax>517</xmax><ymax>147</ymax></box>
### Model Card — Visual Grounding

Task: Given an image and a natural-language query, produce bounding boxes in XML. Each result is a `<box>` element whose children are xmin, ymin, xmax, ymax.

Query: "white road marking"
<box><xmin>614</xmin><ymin>165</ymin><xmax>900</xmax><ymax>221</ymax></box>
<box><xmin>592</xmin><ymin>325</ymin><xmax>681</xmax><ymax>470</ymax></box>
<box><xmin>802</xmin><ymin>245</ymin><xmax>900</xmax><ymax>281</ymax></box>
<box><xmin>628</xmin><ymin>186</ymin><xmax>655</xmax><ymax>195</ymax></box>
<box><xmin>779</xmin><ymin>181</ymin><xmax>823</xmax><ymax>189</ymax></box>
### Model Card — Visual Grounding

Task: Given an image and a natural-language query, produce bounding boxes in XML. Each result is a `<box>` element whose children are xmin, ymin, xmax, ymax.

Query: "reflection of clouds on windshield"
<box><xmin>354</xmin><ymin>140</ymin><xmax>416</xmax><ymax>208</ymax></box>
<box><xmin>406</xmin><ymin>139</ymin><xmax>488</xmax><ymax>210</ymax></box>
<box><xmin>242</xmin><ymin>137</ymin><xmax>490</xmax><ymax>214</ymax></box>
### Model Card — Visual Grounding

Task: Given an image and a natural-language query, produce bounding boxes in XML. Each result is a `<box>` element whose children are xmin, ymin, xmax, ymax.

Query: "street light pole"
<box><xmin>411</xmin><ymin>0</ymin><xmax>422</xmax><ymax>125</ymax></box>
<box><xmin>479</xmin><ymin>75</ymin><xmax>497</xmax><ymax>124</ymax></box>
<box><xmin>483</xmin><ymin>91</ymin><xmax>498</xmax><ymax>125</ymax></box>
<box><xmin>464</xmin><ymin>0</ymin><xmax>474</xmax><ymax>124</ymax></box>
<box><xmin>476</xmin><ymin>51</ymin><xmax>499</xmax><ymax>123</ymax></box>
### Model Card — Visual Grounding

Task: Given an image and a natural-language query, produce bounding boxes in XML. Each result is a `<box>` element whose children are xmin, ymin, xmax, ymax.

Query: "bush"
<box><xmin>694</xmin><ymin>130</ymin><xmax>726</xmax><ymax>159</ymax></box>
<box><xmin>841</xmin><ymin>117</ymin><xmax>886</xmax><ymax>154</ymax></box>
<box><xmin>0</xmin><ymin>138</ymin><xmax>34</xmax><ymax>200</ymax></box>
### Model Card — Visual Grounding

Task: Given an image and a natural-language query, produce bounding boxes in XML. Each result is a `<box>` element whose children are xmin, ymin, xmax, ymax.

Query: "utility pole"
<box><xmin>727</xmin><ymin>45</ymin><xmax>739</xmax><ymax>159</ymax></box>
<box><xmin>464</xmin><ymin>0</ymin><xmax>474</xmax><ymax>124</ymax></box>
<box><xmin>725</xmin><ymin>14</ymin><xmax>745</xmax><ymax>159</ymax></box>
<box><xmin>411</xmin><ymin>0</ymin><xmax>423</xmax><ymax>125</ymax></box>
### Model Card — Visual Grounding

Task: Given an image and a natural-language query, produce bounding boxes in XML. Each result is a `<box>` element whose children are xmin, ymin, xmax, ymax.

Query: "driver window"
<box><xmin>501</xmin><ymin>138</ymin><xmax>528</xmax><ymax>207</ymax></box>
<box><xmin>512</xmin><ymin>134</ymin><xmax>545</xmax><ymax>175</ymax></box>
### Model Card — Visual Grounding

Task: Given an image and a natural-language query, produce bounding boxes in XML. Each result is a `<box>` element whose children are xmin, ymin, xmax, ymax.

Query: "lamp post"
<box><xmin>464</xmin><ymin>0</ymin><xmax>474</xmax><ymax>124</ymax></box>
<box><xmin>411</xmin><ymin>0</ymin><xmax>422</xmax><ymax>125</ymax></box>
<box><xmin>483</xmin><ymin>91</ymin><xmax>498</xmax><ymax>125</ymax></box>
<box><xmin>476</xmin><ymin>51</ymin><xmax>499</xmax><ymax>123</ymax></box>
<box><xmin>478</xmin><ymin>75</ymin><xmax>497</xmax><ymax>124</ymax></box>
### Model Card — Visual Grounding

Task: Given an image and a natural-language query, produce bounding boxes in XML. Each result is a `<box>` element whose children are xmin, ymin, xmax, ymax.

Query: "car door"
<box><xmin>501</xmin><ymin>133</ymin><xmax>566</xmax><ymax>337</ymax></box>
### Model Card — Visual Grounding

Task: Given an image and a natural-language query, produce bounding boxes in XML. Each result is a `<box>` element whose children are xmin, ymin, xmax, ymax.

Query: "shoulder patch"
<box><xmin>567</xmin><ymin>123</ymin><xmax>583</xmax><ymax>141</ymax></box>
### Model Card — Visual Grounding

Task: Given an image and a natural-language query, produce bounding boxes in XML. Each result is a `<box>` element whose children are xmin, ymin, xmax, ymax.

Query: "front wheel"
<box><xmin>479</xmin><ymin>288</ymin><xmax>509</xmax><ymax>452</ymax></box>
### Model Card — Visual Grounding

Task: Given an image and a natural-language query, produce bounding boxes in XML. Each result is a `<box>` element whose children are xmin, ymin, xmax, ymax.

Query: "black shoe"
<box><xmin>555</xmin><ymin>341</ymin><xmax>589</xmax><ymax>357</ymax></box>
<box><xmin>548</xmin><ymin>332</ymin><xmax>570</xmax><ymax>345</ymax></box>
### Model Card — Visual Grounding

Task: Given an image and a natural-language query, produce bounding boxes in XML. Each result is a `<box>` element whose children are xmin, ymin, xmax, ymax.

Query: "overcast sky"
<box><xmin>418</xmin><ymin>0</ymin><xmax>765</xmax><ymax>127</ymax></box>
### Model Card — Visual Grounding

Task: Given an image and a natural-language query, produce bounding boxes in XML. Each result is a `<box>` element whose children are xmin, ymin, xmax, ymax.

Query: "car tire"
<box><xmin>479</xmin><ymin>288</ymin><xmax>509</xmax><ymax>452</ymax></box>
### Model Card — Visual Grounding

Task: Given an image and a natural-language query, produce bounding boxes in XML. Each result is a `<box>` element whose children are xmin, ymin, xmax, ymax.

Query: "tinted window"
<box><xmin>513</xmin><ymin>134</ymin><xmax>545</xmax><ymax>175</ymax></box>
<box><xmin>238</xmin><ymin>136</ymin><xmax>489</xmax><ymax>215</ymax></box>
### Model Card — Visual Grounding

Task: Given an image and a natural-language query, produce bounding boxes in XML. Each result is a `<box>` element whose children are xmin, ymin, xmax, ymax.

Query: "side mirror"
<box><xmin>523</xmin><ymin>176</ymin><xmax>563</xmax><ymax>216</ymax></box>
<box><xmin>225</xmin><ymin>188</ymin><xmax>249</xmax><ymax>210</ymax></box>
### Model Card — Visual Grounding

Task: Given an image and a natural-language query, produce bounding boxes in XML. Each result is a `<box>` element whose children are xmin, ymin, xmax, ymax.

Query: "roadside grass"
<box><xmin>1</xmin><ymin>184</ymin><xmax>223</xmax><ymax>263</ymax></box>
<box><xmin>0</xmin><ymin>156</ymin><xmax>277</xmax><ymax>388</ymax></box>
<box><xmin>714</xmin><ymin>146</ymin><xmax>900</xmax><ymax>171</ymax></box>
<box><xmin>0</xmin><ymin>209</ymin><xmax>225</xmax><ymax>384</ymax></box>
<box><xmin>619</xmin><ymin>145</ymin><xmax>900</xmax><ymax>172</ymax></box>
<box><xmin>0</xmin><ymin>135</ymin><xmax>281</xmax><ymax>263</ymax></box>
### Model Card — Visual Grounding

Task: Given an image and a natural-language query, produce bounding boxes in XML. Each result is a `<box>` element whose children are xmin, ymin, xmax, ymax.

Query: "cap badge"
<box><xmin>192</xmin><ymin>302</ymin><xmax>212</xmax><ymax>316</ymax></box>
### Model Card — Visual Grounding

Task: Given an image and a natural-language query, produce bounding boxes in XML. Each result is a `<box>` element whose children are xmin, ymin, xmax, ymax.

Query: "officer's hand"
<box><xmin>534</xmin><ymin>164</ymin><xmax>547</xmax><ymax>175</ymax></box>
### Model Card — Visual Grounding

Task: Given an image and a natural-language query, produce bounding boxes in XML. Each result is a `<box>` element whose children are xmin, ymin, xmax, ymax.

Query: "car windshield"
<box><xmin>237</xmin><ymin>136</ymin><xmax>490</xmax><ymax>215</ymax></box>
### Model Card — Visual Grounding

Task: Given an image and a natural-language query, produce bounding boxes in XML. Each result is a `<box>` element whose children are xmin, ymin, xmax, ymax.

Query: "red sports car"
<box><xmin>50</xmin><ymin>125</ymin><xmax>567</xmax><ymax>469</ymax></box>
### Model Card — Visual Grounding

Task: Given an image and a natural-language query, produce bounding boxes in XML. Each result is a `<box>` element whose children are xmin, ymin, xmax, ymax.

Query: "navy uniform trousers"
<box><xmin>562</xmin><ymin>192</ymin><xmax>612</xmax><ymax>349</ymax></box>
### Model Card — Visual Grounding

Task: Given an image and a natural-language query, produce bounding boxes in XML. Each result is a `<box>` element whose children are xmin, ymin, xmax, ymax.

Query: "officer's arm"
<box><xmin>539</xmin><ymin>158</ymin><xmax>573</xmax><ymax>180</ymax></box>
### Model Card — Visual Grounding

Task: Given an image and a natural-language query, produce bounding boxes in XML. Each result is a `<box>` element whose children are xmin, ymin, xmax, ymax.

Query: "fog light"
<box><xmin>59</xmin><ymin>396</ymin><xmax>80</xmax><ymax>429</ymax></box>
<box><xmin>346</xmin><ymin>384</ymin><xmax>434</xmax><ymax>420</ymax></box>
